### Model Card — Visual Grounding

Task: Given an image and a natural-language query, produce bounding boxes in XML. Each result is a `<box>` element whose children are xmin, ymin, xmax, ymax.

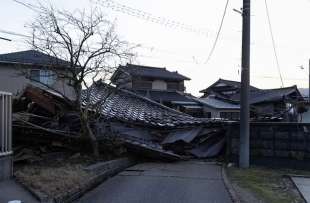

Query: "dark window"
<box><xmin>221</xmin><ymin>90</ymin><xmax>237</xmax><ymax>95</ymax></box>
<box><xmin>30</xmin><ymin>70</ymin><xmax>40</xmax><ymax>81</ymax></box>
<box><xmin>204</xmin><ymin>112</ymin><xmax>211</xmax><ymax>118</ymax></box>
<box><xmin>167</xmin><ymin>82</ymin><xmax>180</xmax><ymax>90</ymax></box>
<box><xmin>220</xmin><ymin>112</ymin><xmax>240</xmax><ymax>120</ymax></box>
<box><xmin>132</xmin><ymin>80</ymin><xmax>152</xmax><ymax>89</ymax></box>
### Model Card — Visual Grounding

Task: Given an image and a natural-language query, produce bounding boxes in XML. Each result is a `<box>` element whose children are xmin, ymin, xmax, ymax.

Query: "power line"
<box><xmin>12</xmin><ymin>0</ymin><xmax>40</xmax><ymax>12</ymax></box>
<box><xmin>0</xmin><ymin>28</ymin><xmax>203</xmax><ymax>64</ymax></box>
<box><xmin>204</xmin><ymin>0</ymin><xmax>230</xmax><ymax>64</ymax></box>
<box><xmin>97</xmin><ymin>0</ymin><xmax>212</xmax><ymax>37</ymax></box>
<box><xmin>0</xmin><ymin>37</ymin><xmax>12</xmax><ymax>41</ymax></box>
<box><xmin>0</xmin><ymin>29</ymin><xmax>31</xmax><ymax>38</ymax></box>
<box><xmin>253</xmin><ymin>75</ymin><xmax>308</xmax><ymax>81</ymax></box>
<box><xmin>264</xmin><ymin>0</ymin><xmax>284</xmax><ymax>87</ymax></box>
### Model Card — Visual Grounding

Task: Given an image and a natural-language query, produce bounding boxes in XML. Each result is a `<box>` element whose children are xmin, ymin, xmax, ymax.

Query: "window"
<box><xmin>30</xmin><ymin>69</ymin><xmax>56</xmax><ymax>86</ymax></box>
<box><xmin>132</xmin><ymin>80</ymin><xmax>152</xmax><ymax>89</ymax></box>
<box><xmin>204</xmin><ymin>112</ymin><xmax>212</xmax><ymax>118</ymax></box>
<box><xmin>167</xmin><ymin>82</ymin><xmax>179</xmax><ymax>90</ymax></box>
<box><xmin>221</xmin><ymin>90</ymin><xmax>237</xmax><ymax>95</ymax></box>
<box><xmin>220</xmin><ymin>112</ymin><xmax>240</xmax><ymax>120</ymax></box>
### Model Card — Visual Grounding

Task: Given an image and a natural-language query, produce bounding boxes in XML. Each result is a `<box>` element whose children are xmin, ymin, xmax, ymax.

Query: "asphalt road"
<box><xmin>0</xmin><ymin>180</ymin><xmax>39</xmax><ymax>203</ymax></box>
<box><xmin>77</xmin><ymin>161</ymin><xmax>232</xmax><ymax>203</ymax></box>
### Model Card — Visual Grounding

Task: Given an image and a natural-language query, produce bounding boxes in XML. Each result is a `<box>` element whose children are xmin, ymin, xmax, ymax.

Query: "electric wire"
<box><xmin>97</xmin><ymin>0</ymin><xmax>211</xmax><ymax>37</ymax></box>
<box><xmin>12</xmin><ymin>0</ymin><xmax>41</xmax><ymax>12</ymax></box>
<box><xmin>204</xmin><ymin>0</ymin><xmax>230</xmax><ymax>64</ymax></box>
<box><xmin>264</xmin><ymin>0</ymin><xmax>284</xmax><ymax>87</ymax></box>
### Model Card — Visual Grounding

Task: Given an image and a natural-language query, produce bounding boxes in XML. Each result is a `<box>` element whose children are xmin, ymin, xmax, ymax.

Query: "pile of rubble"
<box><xmin>12</xmin><ymin>82</ymin><xmax>228</xmax><ymax>161</ymax></box>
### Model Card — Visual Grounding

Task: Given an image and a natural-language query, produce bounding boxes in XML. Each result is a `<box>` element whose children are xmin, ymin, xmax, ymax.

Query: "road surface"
<box><xmin>77</xmin><ymin>161</ymin><xmax>232</xmax><ymax>203</ymax></box>
<box><xmin>0</xmin><ymin>180</ymin><xmax>38</xmax><ymax>203</ymax></box>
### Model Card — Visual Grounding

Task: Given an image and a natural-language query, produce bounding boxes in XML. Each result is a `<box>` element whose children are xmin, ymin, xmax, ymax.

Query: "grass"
<box><xmin>227</xmin><ymin>166</ymin><xmax>306</xmax><ymax>203</ymax></box>
<box><xmin>14</xmin><ymin>153</ymin><xmax>98</xmax><ymax>197</ymax></box>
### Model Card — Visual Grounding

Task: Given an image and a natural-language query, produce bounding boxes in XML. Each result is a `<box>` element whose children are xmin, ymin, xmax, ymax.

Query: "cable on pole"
<box><xmin>264</xmin><ymin>0</ymin><xmax>284</xmax><ymax>87</ymax></box>
<box><xmin>204</xmin><ymin>0</ymin><xmax>230</xmax><ymax>64</ymax></box>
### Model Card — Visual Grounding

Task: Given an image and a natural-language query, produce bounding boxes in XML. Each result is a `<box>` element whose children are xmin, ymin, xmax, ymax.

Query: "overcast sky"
<box><xmin>1</xmin><ymin>0</ymin><xmax>310</xmax><ymax>96</ymax></box>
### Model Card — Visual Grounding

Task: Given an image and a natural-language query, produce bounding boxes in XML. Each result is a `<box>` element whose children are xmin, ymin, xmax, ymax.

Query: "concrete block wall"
<box><xmin>227</xmin><ymin>122</ymin><xmax>310</xmax><ymax>167</ymax></box>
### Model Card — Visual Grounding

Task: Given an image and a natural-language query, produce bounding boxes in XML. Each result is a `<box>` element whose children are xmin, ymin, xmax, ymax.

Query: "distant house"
<box><xmin>111</xmin><ymin>64</ymin><xmax>203</xmax><ymax>116</ymax></box>
<box><xmin>198</xmin><ymin>78</ymin><xmax>303</xmax><ymax>121</ymax></box>
<box><xmin>0</xmin><ymin>50</ymin><xmax>76</xmax><ymax>99</ymax></box>
<box><xmin>194</xmin><ymin>95</ymin><xmax>240</xmax><ymax>119</ymax></box>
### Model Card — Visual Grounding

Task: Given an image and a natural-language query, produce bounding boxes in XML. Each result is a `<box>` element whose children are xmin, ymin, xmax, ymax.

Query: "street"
<box><xmin>77</xmin><ymin>161</ymin><xmax>232</xmax><ymax>203</ymax></box>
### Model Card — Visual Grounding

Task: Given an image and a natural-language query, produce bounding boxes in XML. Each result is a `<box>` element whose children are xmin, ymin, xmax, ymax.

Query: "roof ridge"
<box><xmin>0</xmin><ymin>49</ymin><xmax>71</xmax><ymax>68</ymax></box>
<box><xmin>260</xmin><ymin>85</ymin><xmax>297</xmax><ymax>91</ymax></box>
<box><xmin>126</xmin><ymin>63</ymin><xmax>166</xmax><ymax>70</ymax></box>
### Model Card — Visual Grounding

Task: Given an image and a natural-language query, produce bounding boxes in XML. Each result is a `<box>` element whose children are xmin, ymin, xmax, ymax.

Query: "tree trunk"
<box><xmin>86</xmin><ymin>120</ymin><xmax>100</xmax><ymax>157</ymax></box>
<box><xmin>80</xmin><ymin>109</ymin><xmax>100</xmax><ymax>158</ymax></box>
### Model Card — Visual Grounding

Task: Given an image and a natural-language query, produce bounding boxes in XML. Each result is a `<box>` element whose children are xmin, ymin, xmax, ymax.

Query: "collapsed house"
<box><xmin>13</xmin><ymin>81</ymin><xmax>228</xmax><ymax>161</ymax></box>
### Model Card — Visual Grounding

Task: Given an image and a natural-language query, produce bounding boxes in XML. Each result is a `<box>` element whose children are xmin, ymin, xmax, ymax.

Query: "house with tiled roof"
<box><xmin>0</xmin><ymin>50</ymin><xmax>76</xmax><ymax>99</ymax></box>
<box><xmin>111</xmin><ymin>63</ymin><xmax>203</xmax><ymax>117</ymax></box>
<box><xmin>198</xmin><ymin>78</ymin><xmax>303</xmax><ymax>121</ymax></box>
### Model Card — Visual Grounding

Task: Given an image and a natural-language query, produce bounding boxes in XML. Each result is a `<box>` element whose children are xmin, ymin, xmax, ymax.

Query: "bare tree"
<box><xmin>24</xmin><ymin>3</ymin><xmax>135</xmax><ymax>157</ymax></box>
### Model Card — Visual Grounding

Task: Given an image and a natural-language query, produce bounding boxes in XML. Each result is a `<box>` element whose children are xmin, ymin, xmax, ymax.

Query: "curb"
<box><xmin>15</xmin><ymin>178</ymin><xmax>52</xmax><ymax>203</ymax></box>
<box><xmin>17</xmin><ymin>157</ymin><xmax>138</xmax><ymax>203</ymax></box>
<box><xmin>283</xmin><ymin>174</ymin><xmax>308</xmax><ymax>203</ymax></box>
<box><xmin>221</xmin><ymin>165</ymin><xmax>241</xmax><ymax>203</ymax></box>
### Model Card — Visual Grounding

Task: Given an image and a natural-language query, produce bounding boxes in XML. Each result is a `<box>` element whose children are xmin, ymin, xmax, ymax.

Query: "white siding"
<box><xmin>152</xmin><ymin>80</ymin><xmax>167</xmax><ymax>90</ymax></box>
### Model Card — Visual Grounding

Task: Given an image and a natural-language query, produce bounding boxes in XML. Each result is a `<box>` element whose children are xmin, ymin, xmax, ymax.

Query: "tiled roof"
<box><xmin>195</xmin><ymin>96</ymin><xmax>240</xmax><ymax>110</ymax></box>
<box><xmin>230</xmin><ymin>86</ymin><xmax>302</xmax><ymax>104</ymax></box>
<box><xmin>200</xmin><ymin>78</ymin><xmax>259</xmax><ymax>93</ymax></box>
<box><xmin>112</xmin><ymin>63</ymin><xmax>190</xmax><ymax>81</ymax></box>
<box><xmin>82</xmin><ymin>82</ymin><xmax>213</xmax><ymax>128</ymax></box>
<box><xmin>0</xmin><ymin>50</ymin><xmax>71</xmax><ymax>68</ymax></box>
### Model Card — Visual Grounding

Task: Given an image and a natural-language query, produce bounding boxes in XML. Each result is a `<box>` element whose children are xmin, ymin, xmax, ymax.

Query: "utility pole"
<box><xmin>239</xmin><ymin>0</ymin><xmax>251</xmax><ymax>168</ymax></box>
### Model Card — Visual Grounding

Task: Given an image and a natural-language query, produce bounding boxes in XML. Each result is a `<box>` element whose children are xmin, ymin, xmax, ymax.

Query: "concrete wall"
<box><xmin>0</xmin><ymin>155</ymin><xmax>12</xmax><ymax>181</ymax></box>
<box><xmin>0</xmin><ymin>65</ymin><xmax>76</xmax><ymax>99</ymax></box>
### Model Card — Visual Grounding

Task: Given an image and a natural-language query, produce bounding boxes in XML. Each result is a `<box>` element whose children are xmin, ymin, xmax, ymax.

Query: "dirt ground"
<box><xmin>227</xmin><ymin>166</ymin><xmax>306</xmax><ymax>203</ymax></box>
<box><xmin>14</xmin><ymin>153</ymin><xmax>102</xmax><ymax>197</ymax></box>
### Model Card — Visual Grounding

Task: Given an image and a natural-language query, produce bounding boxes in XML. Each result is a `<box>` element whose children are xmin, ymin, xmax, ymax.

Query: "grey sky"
<box><xmin>1</xmin><ymin>0</ymin><xmax>310</xmax><ymax>96</ymax></box>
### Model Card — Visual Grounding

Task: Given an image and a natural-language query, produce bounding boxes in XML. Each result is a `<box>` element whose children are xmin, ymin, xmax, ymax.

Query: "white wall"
<box><xmin>0</xmin><ymin>66</ymin><xmax>28</xmax><ymax>96</ymax></box>
<box><xmin>152</xmin><ymin>80</ymin><xmax>167</xmax><ymax>90</ymax></box>
<box><xmin>0</xmin><ymin>65</ymin><xmax>76</xmax><ymax>99</ymax></box>
<box><xmin>300</xmin><ymin>106</ymin><xmax>310</xmax><ymax>123</ymax></box>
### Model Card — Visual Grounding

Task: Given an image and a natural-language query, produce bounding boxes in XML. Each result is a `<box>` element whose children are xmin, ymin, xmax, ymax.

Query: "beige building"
<box><xmin>0</xmin><ymin>50</ymin><xmax>76</xmax><ymax>99</ymax></box>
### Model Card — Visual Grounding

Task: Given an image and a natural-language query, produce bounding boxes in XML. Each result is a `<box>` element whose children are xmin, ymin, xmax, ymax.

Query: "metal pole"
<box><xmin>239</xmin><ymin>0</ymin><xmax>251</xmax><ymax>168</ymax></box>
